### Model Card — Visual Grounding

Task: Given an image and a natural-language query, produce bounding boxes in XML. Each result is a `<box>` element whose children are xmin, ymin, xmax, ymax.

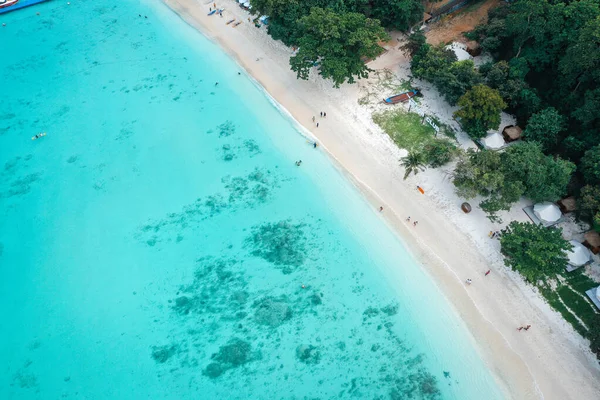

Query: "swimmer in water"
<box><xmin>295</xmin><ymin>160</ymin><xmax>302</xmax><ymax>166</ymax></box>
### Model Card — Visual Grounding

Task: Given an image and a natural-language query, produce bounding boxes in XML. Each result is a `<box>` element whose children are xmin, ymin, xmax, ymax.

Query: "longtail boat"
<box><xmin>0</xmin><ymin>0</ymin><xmax>19</xmax><ymax>9</ymax></box>
<box><xmin>383</xmin><ymin>90</ymin><xmax>418</xmax><ymax>104</ymax></box>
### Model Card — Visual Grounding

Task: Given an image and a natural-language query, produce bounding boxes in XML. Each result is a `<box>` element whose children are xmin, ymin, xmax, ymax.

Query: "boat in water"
<box><xmin>0</xmin><ymin>0</ymin><xmax>50</xmax><ymax>14</ymax></box>
<box><xmin>0</xmin><ymin>0</ymin><xmax>19</xmax><ymax>9</ymax></box>
<box><xmin>384</xmin><ymin>90</ymin><xmax>418</xmax><ymax>104</ymax></box>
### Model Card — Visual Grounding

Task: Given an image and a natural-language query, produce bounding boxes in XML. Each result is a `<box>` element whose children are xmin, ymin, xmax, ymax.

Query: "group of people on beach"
<box><xmin>312</xmin><ymin>112</ymin><xmax>326</xmax><ymax>128</ymax></box>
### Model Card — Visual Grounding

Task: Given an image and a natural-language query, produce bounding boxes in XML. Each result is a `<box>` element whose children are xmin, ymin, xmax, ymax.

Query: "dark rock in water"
<box><xmin>217</xmin><ymin>120</ymin><xmax>236</xmax><ymax>137</ymax></box>
<box><xmin>380</xmin><ymin>303</ymin><xmax>399</xmax><ymax>316</ymax></box>
<box><xmin>151</xmin><ymin>344</ymin><xmax>177</xmax><ymax>364</ymax></box>
<box><xmin>363</xmin><ymin>307</ymin><xmax>380</xmax><ymax>318</ymax></box>
<box><xmin>204</xmin><ymin>338</ymin><xmax>254</xmax><ymax>379</ymax></box>
<box><xmin>310</xmin><ymin>293</ymin><xmax>322</xmax><ymax>305</ymax></box>
<box><xmin>173</xmin><ymin>296</ymin><xmax>194</xmax><ymax>315</ymax></box>
<box><xmin>295</xmin><ymin>345</ymin><xmax>320</xmax><ymax>365</ymax></box>
<box><xmin>203</xmin><ymin>362</ymin><xmax>224</xmax><ymax>378</ymax></box>
<box><xmin>253</xmin><ymin>296</ymin><xmax>292</xmax><ymax>327</ymax></box>
<box><xmin>212</xmin><ymin>338</ymin><xmax>251</xmax><ymax>366</ymax></box>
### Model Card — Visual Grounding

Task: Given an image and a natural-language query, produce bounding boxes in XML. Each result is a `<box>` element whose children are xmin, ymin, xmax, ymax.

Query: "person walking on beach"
<box><xmin>324</xmin><ymin>112</ymin><xmax>327</xmax><ymax>117</ymax></box>
<box><xmin>466</xmin><ymin>279</ymin><xmax>472</xmax><ymax>285</ymax></box>
<box><xmin>406</xmin><ymin>216</ymin><xmax>410</xmax><ymax>222</ymax></box>
<box><xmin>485</xmin><ymin>270</ymin><xmax>491</xmax><ymax>276</ymax></box>
<box><xmin>413</xmin><ymin>221</ymin><xmax>418</xmax><ymax>226</ymax></box>
<box><xmin>379</xmin><ymin>206</ymin><xmax>383</xmax><ymax>212</ymax></box>
<box><xmin>517</xmin><ymin>326</ymin><xmax>524</xmax><ymax>331</ymax></box>
<box><xmin>524</xmin><ymin>325</ymin><xmax>531</xmax><ymax>331</ymax></box>
<box><xmin>312</xmin><ymin>116</ymin><xmax>315</xmax><ymax>123</ymax></box>
<box><xmin>316</xmin><ymin>123</ymin><xmax>319</xmax><ymax>128</ymax></box>
<box><xmin>320</xmin><ymin>112</ymin><xmax>323</xmax><ymax>117</ymax></box>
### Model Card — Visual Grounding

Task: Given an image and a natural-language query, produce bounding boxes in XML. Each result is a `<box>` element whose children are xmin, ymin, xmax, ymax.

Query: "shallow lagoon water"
<box><xmin>0</xmin><ymin>1</ymin><xmax>504</xmax><ymax>399</ymax></box>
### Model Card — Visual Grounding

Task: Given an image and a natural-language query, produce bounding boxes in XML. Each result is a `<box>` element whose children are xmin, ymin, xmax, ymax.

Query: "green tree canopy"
<box><xmin>502</xmin><ymin>142</ymin><xmax>575</xmax><ymax>203</ymax></box>
<box><xmin>400</xmin><ymin>31</ymin><xmax>426</xmax><ymax>58</ymax></box>
<box><xmin>580</xmin><ymin>144</ymin><xmax>600</xmax><ymax>185</ymax></box>
<box><xmin>454</xmin><ymin>84</ymin><xmax>506</xmax><ymax>139</ymax></box>
<box><xmin>436</xmin><ymin>60</ymin><xmax>483</xmax><ymax>105</ymax></box>
<box><xmin>500</xmin><ymin>221</ymin><xmax>572</xmax><ymax>284</ymax></box>
<box><xmin>452</xmin><ymin>143</ymin><xmax>574</xmax><ymax>216</ymax></box>
<box><xmin>290</xmin><ymin>8</ymin><xmax>389</xmax><ymax>87</ymax></box>
<box><xmin>578</xmin><ymin>185</ymin><xmax>600</xmax><ymax>223</ymax></box>
<box><xmin>370</xmin><ymin>0</ymin><xmax>424</xmax><ymax>31</ymax></box>
<box><xmin>523</xmin><ymin>107</ymin><xmax>565</xmax><ymax>152</ymax></box>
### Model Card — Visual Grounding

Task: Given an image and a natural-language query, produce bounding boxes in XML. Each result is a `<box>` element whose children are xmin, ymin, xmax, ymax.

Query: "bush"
<box><xmin>424</xmin><ymin>140</ymin><xmax>456</xmax><ymax>167</ymax></box>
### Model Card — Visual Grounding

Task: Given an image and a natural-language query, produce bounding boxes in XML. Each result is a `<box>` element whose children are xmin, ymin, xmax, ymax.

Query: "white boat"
<box><xmin>0</xmin><ymin>0</ymin><xmax>19</xmax><ymax>9</ymax></box>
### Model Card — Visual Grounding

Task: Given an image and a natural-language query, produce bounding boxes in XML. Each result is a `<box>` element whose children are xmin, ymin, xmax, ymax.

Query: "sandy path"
<box><xmin>160</xmin><ymin>0</ymin><xmax>600</xmax><ymax>398</ymax></box>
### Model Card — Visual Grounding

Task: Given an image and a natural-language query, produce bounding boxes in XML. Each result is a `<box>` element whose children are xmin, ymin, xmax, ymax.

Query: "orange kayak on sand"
<box><xmin>417</xmin><ymin>186</ymin><xmax>425</xmax><ymax>194</ymax></box>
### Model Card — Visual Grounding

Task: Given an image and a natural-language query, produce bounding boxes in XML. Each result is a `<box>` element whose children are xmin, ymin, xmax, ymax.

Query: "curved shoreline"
<box><xmin>158</xmin><ymin>0</ymin><xmax>600</xmax><ymax>398</ymax></box>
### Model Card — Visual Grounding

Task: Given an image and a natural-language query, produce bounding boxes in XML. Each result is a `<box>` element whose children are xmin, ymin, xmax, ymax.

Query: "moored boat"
<box><xmin>383</xmin><ymin>90</ymin><xmax>418</xmax><ymax>104</ymax></box>
<box><xmin>0</xmin><ymin>0</ymin><xmax>19</xmax><ymax>9</ymax></box>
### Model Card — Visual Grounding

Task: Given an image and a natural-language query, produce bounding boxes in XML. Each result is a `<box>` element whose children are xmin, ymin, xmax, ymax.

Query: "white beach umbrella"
<box><xmin>482</xmin><ymin>132</ymin><xmax>505</xmax><ymax>149</ymax></box>
<box><xmin>533</xmin><ymin>202</ymin><xmax>562</xmax><ymax>223</ymax></box>
<box><xmin>566</xmin><ymin>240</ymin><xmax>592</xmax><ymax>267</ymax></box>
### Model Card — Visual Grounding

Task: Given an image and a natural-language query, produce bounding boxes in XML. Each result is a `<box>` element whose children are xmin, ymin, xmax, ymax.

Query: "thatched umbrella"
<box><xmin>584</xmin><ymin>231</ymin><xmax>600</xmax><ymax>254</ymax></box>
<box><xmin>502</xmin><ymin>125</ymin><xmax>522</xmax><ymax>142</ymax></box>
<box><xmin>558</xmin><ymin>197</ymin><xmax>577</xmax><ymax>213</ymax></box>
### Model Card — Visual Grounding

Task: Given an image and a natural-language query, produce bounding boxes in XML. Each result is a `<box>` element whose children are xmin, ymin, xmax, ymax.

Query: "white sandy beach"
<box><xmin>161</xmin><ymin>0</ymin><xmax>600</xmax><ymax>398</ymax></box>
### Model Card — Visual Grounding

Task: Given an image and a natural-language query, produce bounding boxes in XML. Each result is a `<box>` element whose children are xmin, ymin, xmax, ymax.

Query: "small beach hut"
<box><xmin>583</xmin><ymin>231</ymin><xmax>600</xmax><ymax>254</ymax></box>
<box><xmin>502</xmin><ymin>125</ymin><xmax>522</xmax><ymax>143</ymax></box>
<box><xmin>566</xmin><ymin>240</ymin><xmax>592</xmax><ymax>268</ymax></box>
<box><xmin>557</xmin><ymin>197</ymin><xmax>577</xmax><ymax>214</ymax></box>
<box><xmin>533</xmin><ymin>202</ymin><xmax>562</xmax><ymax>224</ymax></box>
<box><xmin>481</xmin><ymin>131</ymin><xmax>505</xmax><ymax>150</ymax></box>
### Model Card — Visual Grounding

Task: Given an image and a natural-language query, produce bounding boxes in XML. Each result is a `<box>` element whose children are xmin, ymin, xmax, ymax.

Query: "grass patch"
<box><xmin>373</xmin><ymin>109</ymin><xmax>438</xmax><ymax>151</ymax></box>
<box><xmin>373</xmin><ymin>109</ymin><xmax>458</xmax><ymax>167</ymax></box>
<box><xmin>540</xmin><ymin>287</ymin><xmax>589</xmax><ymax>337</ymax></box>
<box><xmin>537</xmin><ymin>270</ymin><xmax>599</xmax><ymax>338</ymax></box>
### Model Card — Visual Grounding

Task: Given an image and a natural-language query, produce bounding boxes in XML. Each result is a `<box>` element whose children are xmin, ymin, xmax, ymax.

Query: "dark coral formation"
<box><xmin>217</xmin><ymin>120</ymin><xmax>236</xmax><ymax>137</ymax></box>
<box><xmin>136</xmin><ymin>168</ymin><xmax>277</xmax><ymax>246</ymax></box>
<box><xmin>296</xmin><ymin>344</ymin><xmax>320</xmax><ymax>365</ymax></box>
<box><xmin>253</xmin><ymin>296</ymin><xmax>292</xmax><ymax>327</ymax></box>
<box><xmin>151</xmin><ymin>344</ymin><xmax>178</xmax><ymax>364</ymax></box>
<box><xmin>203</xmin><ymin>338</ymin><xmax>254</xmax><ymax>378</ymax></box>
<box><xmin>245</xmin><ymin>220</ymin><xmax>307</xmax><ymax>272</ymax></box>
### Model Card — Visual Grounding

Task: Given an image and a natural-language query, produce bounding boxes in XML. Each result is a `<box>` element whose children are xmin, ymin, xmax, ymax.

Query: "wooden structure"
<box><xmin>502</xmin><ymin>125</ymin><xmax>522</xmax><ymax>142</ymax></box>
<box><xmin>583</xmin><ymin>231</ymin><xmax>600</xmax><ymax>255</ymax></box>
<box><xmin>557</xmin><ymin>197</ymin><xmax>577</xmax><ymax>214</ymax></box>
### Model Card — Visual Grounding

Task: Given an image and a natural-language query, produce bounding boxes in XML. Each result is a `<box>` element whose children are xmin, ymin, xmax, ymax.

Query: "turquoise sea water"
<box><xmin>0</xmin><ymin>1</ymin><xmax>504</xmax><ymax>399</ymax></box>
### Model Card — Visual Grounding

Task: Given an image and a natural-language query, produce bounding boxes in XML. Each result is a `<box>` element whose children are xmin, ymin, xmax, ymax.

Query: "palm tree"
<box><xmin>400</xmin><ymin>150</ymin><xmax>425</xmax><ymax>180</ymax></box>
